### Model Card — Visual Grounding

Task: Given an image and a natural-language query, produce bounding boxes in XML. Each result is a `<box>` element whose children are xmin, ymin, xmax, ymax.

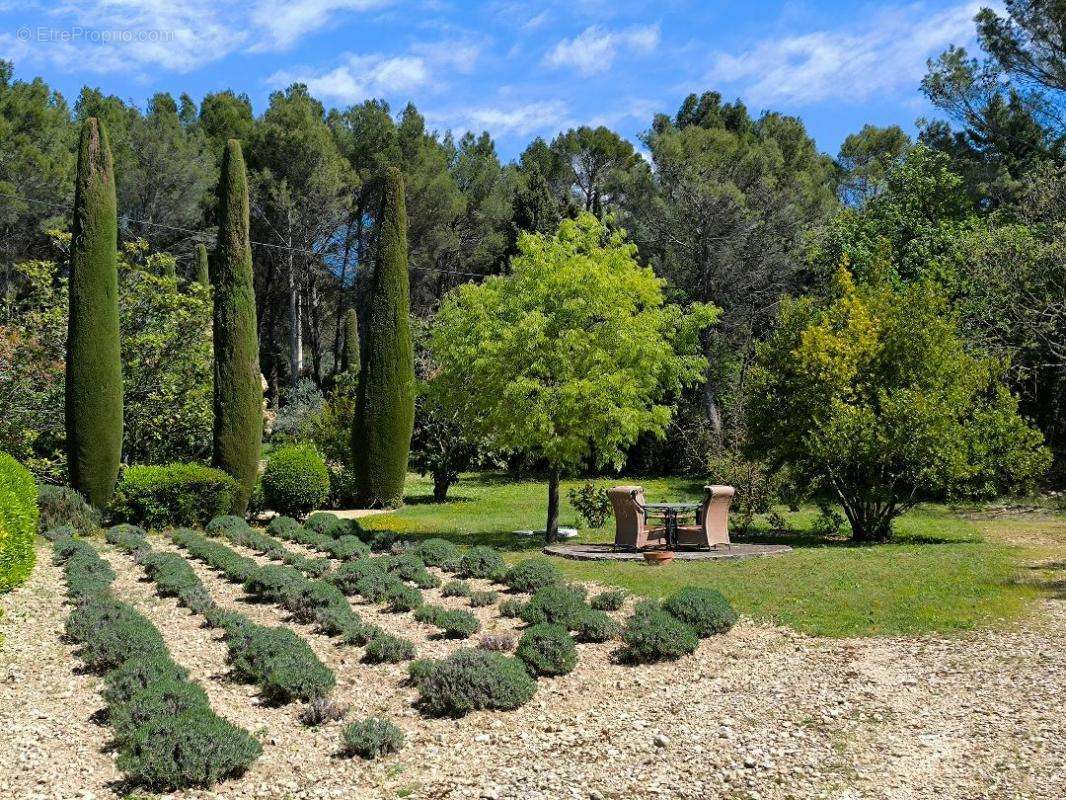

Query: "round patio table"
<box><xmin>643</xmin><ymin>502</ymin><xmax>701</xmax><ymax>549</ymax></box>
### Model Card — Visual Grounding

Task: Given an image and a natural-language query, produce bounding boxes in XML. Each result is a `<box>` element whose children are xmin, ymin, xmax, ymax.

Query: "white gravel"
<box><xmin>1</xmin><ymin>536</ymin><xmax>1063</xmax><ymax>800</ymax></box>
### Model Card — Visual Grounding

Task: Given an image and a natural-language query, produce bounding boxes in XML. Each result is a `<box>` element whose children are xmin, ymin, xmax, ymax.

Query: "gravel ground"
<box><xmin>1</xmin><ymin>536</ymin><xmax>1063</xmax><ymax>800</ymax></box>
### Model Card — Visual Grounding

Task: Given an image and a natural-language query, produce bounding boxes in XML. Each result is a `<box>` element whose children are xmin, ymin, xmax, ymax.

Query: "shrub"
<box><xmin>299</xmin><ymin>697</ymin><xmax>349</xmax><ymax>727</ymax></box>
<box><xmin>265</xmin><ymin>515</ymin><xmax>300</xmax><ymax>537</ymax></box>
<box><xmin>520</xmin><ymin>584</ymin><xmax>588</xmax><ymax>628</ymax></box>
<box><xmin>354</xmin><ymin>571</ymin><xmax>402</xmax><ymax>603</ymax></box>
<box><xmin>141</xmin><ymin>552</ymin><xmax>203</xmax><ymax>599</ymax></box>
<box><xmin>68</xmin><ymin>597</ymin><xmax>168</xmax><ymax>671</ymax></box>
<box><xmin>54</xmin><ymin>537</ymin><xmax>115</xmax><ymax>598</ymax></box>
<box><xmin>116</xmin><ymin>709</ymin><xmax>262</xmax><ymax>789</ymax></box>
<box><xmin>385</xmin><ymin>582</ymin><xmax>423</xmax><ymax>612</ymax></box>
<box><xmin>441</xmin><ymin>579</ymin><xmax>472</xmax><ymax>597</ymax></box>
<box><xmin>575</xmin><ymin>608</ymin><xmax>621</xmax><ymax>643</ymax></box>
<box><xmin>434</xmin><ymin>609</ymin><xmax>480</xmax><ymax>639</ymax></box>
<box><xmin>566</xmin><ymin>481</ymin><xmax>612</xmax><ymax>528</ymax></box>
<box><xmin>110</xmin><ymin>464</ymin><xmax>239</xmax><ymax>529</ymax></box>
<box><xmin>589</xmin><ymin>588</ymin><xmax>627</xmax><ymax>611</ymax></box>
<box><xmin>416</xmin><ymin>649</ymin><xmax>537</xmax><ymax>717</ymax></box>
<box><xmin>620</xmin><ymin>602</ymin><xmax>699</xmax><ymax>664</ymax></box>
<box><xmin>224</xmin><ymin>622</ymin><xmax>335</xmax><ymax>702</ymax></box>
<box><xmin>288</xmin><ymin>580</ymin><xmax>349</xmax><ymax>625</ymax></box>
<box><xmin>243</xmin><ymin>564</ymin><xmax>307</xmax><ymax>604</ymax></box>
<box><xmin>0</xmin><ymin>452</ymin><xmax>38</xmax><ymax>592</ymax></box>
<box><xmin>306</xmin><ymin>512</ymin><xmax>354</xmax><ymax>538</ymax></box>
<box><xmin>407</xmin><ymin>658</ymin><xmax>436</xmax><ymax>686</ymax></box>
<box><xmin>171</xmin><ymin>528</ymin><xmax>257</xmax><ymax>583</ymax></box>
<box><xmin>323</xmin><ymin>535</ymin><xmax>370</xmax><ymax>561</ymax></box>
<box><xmin>459</xmin><ymin>546</ymin><xmax>505</xmax><ymax>580</ymax></box>
<box><xmin>327</xmin><ymin>558</ymin><xmax>384</xmax><ymax>594</ymax></box>
<box><xmin>416</xmin><ymin>538</ymin><xmax>460</xmax><ymax>569</ymax></box>
<box><xmin>37</xmin><ymin>484</ymin><xmax>99</xmax><ymax>535</ymax></box>
<box><xmin>469</xmin><ymin>590</ymin><xmax>499</xmax><ymax>608</ymax></box>
<box><xmin>479</xmin><ymin>633</ymin><xmax>516</xmax><ymax>652</ymax></box>
<box><xmin>499</xmin><ymin>597</ymin><xmax>525</xmax><ymax>618</ymax></box>
<box><xmin>105</xmin><ymin>523</ymin><xmax>149</xmax><ymax>554</ymax></box>
<box><xmin>261</xmin><ymin>445</ymin><xmax>330</xmax><ymax>517</ymax></box>
<box><xmin>661</xmin><ymin>587</ymin><xmax>738</xmax><ymax>637</ymax></box>
<box><xmin>102</xmin><ymin>654</ymin><xmax>190</xmax><ymax>706</ymax></box>
<box><xmin>109</xmin><ymin>677</ymin><xmax>211</xmax><ymax>744</ymax></box>
<box><xmin>516</xmin><ymin>624</ymin><xmax>577</xmax><ymax>676</ymax></box>
<box><xmin>341</xmin><ymin>717</ymin><xmax>405</xmax><ymax>759</ymax></box>
<box><xmin>413</xmin><ymin>604</ymin><xmax>445</xmax><ymax>625</ymax></box>
<box><xmin>206</xmin><ymin>515</ymin><xmax>250</xmax><ymax>536</ymax></box>
<box><xmin>504</xmin><ymin>557</ymin><xmax>561</xmax><ymax>593</ymax></box>
<box><xmin>363</xmin><ymin>633</ymin><xmax>415</xmax><ymax>663</ymax></box>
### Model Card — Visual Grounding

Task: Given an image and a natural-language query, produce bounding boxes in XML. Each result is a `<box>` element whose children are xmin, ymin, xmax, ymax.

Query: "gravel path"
<box><xmin>1</xmin><ymin>538</ymin><xmax>1062</xmax><ymax>800</ymax></box>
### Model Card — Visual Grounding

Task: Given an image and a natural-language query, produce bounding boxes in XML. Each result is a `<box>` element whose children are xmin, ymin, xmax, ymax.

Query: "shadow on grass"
<box><xmin>730</xmin><ymin>529</ymin><xmax>974</xmax><ymax>549</ymax></box>
<box><xmin>1027</xmin><ymin>560</ymin><xmax>1066</xmax><ymax>599</ymax></box>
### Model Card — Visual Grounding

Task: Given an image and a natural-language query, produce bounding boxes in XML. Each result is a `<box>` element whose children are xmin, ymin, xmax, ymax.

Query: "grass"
<box><xmin>363</xmin><ymin>473</ymin><xmax>1064</xmax><ymax>638</ymax></box>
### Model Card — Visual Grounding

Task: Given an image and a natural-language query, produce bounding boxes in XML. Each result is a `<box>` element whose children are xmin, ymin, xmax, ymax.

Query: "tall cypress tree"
<box><xmin>211</xmin><ymin>139</ymin><xmax>262</xmax><ymax>513</ymax></box>
<box><xmin>66</xmin><ymin>117</ymin><xmax>122</xmax><ymax>509</ymax></box>
<box><xmin>352</xmin><ymin>167</ymin><xmax>414</xmax><ymax>507</ymax></box>
<box><xmin>194</xmin><ymin>242</ymin><xmax>210</xmax><ymax>286</ymax></box>
<box><xmin>341</xmin><ymin>307</ymin><xmax>360</xmax><ymax>376</ymax></box>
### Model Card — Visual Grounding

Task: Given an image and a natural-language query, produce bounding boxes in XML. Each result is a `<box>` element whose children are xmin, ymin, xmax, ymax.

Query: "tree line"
<box><xmin>1</xmin><ymin>2</ymin><xmax>1064</xmax><ymax>482</ymax></box>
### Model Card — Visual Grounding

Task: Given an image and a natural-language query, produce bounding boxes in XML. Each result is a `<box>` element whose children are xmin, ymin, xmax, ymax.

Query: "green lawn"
<box><xmin>363</xmin><ymin>473</ymin><xmax>1063</xmax><ymax>638</ymax></box>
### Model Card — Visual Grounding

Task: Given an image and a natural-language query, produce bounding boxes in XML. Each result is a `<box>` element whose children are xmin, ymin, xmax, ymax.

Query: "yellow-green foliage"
<box><xmin>0</xmin><ymin>452</ymin><xmax>38</xmax><ymax>592</ymax></box>
<box><xmin>66</xmin><ymin>117</ymin><xmax>123</xmax><ymax>509</ymax></box>
<box><xmin>211</xmin><ymin>140</ymin><xmax>263</xmax><ymax>514</ymax></box>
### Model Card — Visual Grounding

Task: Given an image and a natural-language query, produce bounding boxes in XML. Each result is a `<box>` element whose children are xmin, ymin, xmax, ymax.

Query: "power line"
<box><xmin>0</xmin><ymin>190</ymin><xmax>491</xmax><ymax>280</ymax></box>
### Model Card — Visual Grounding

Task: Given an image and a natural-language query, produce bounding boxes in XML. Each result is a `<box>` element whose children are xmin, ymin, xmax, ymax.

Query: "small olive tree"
<box><xmin>747</xmin><ymin>267</ymin><xmax>1050</xmax><ymax>541</ymax></box>
<box><xmin>429</xmin><ymin>214</ymin><xmax>718</xmax><ymax>540</ymax></box>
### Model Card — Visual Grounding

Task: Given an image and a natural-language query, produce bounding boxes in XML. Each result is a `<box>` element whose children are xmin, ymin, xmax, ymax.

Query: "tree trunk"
<box><xmin>545</xmin><ymin>466</ymin><xmax>561</xmax><ymax>542</ymax></box>
<box><xmin>433</xmin><ymin>471</ymin><xmax>450</xmax><ymax>503</ymax></box>
<box><xmin>286</xmin><ymin>225</ymin><xmax>303</xmax><ymax>387</ymax></box>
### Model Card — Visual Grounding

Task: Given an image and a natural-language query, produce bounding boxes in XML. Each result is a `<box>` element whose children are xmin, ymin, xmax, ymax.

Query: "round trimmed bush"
<box><xmin>662</xmin><ymin>586</ymin><xmax>738</xmax><ymax>637</ymax></box>
<box><xmin>110</xmin><ymin>464</ymin><xmax>239</xmax><ymax>529</ymax></box>
<box><xmin>458</xmin><ymin>546</ymin><xmax>505</xmax><ymax>580</ymax></box>
<box><xmin>621</xmin><ymin>602</ymin><xmax>699</xmax><ymax>663</ymax></box>
<box><xmin>575</xmin><ymin>608</ymin><xmax>621</xmax><ymax>643</ymax></box>
<box><xmin>516</xmin><ymin>623</ymin><xmax>577</xmax><ymax>676</ymax></box>
<box><xmin>0</xmin><ymin>452</ymin><xmax>38</xmax><ymax>593</ymax></box>
<box><xmin>416</xmin><ymin>648</ymin><xmax>537</xmax><ymax>717</ymax></box>
<box><xmin>520</xmin><ymin>584</ymin><xmax>588</xmax><ymax>629</ymax></box>
<box><xmin>261</xmin><ymin>445</ymin><xmax>330</xmax><ymax>517</ymax></box>
<box><xmin>505</xmin><ymin>557</ymin><xmax>561</xmax><ymax>593</ymax></box>
<box><xmin>341</xmin><ymin>717</ymin><xmax>404</xmax><ymax>759</ymax></box>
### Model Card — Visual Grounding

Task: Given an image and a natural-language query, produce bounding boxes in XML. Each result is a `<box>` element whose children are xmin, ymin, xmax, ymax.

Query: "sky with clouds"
<box><xmin>0</xmin><ymin>0</ymin><xmax>996</xmax><ymax>160</ymax></box>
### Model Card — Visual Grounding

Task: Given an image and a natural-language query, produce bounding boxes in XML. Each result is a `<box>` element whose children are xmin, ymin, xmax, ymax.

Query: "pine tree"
<box><xmin>195</xmin><ymin>242</ymin><xmax>210</xmax><ymax>286</ymax></box>
<box><xmin>211</xmin><ymin>139</ymin><xmax>263</xmax><ymax>513</ymax></box>
<box><xmin>341</xmin><ymin>308</ymin><xmax>360</xmax><ymax>375</ymax></box>
<box><xmin>66</xmin><ymin>117</ymin><xmax>122</xmax><ymax>509</ymax></box>
<box><xmin>352</xmin><ymin>167</ymin><xmax>414</xmax><ymax>507</ymax></box>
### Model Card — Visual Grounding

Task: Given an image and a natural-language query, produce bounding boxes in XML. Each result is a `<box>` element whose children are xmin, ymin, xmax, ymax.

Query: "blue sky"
<box><xmin>1</xmin><ymin>0</ymin><xmax>995</xmax><ymax>160</ymax></box>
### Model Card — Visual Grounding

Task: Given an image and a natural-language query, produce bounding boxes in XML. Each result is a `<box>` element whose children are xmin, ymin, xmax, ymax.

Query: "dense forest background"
<box><xmin>1</xmin><ymin>3</ymin><xmax>1064</xmax><ymax>486</ymax></box>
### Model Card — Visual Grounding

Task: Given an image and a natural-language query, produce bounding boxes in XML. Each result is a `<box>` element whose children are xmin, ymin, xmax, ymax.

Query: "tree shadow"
<box><xmin>731</xmin><ymin>529</ymin><xmax>972</xmax><ymax>549</ymax></box>
<box><xmin>1027</xmin><ymin>560</ymin><xmax>1066</xmax><ymax>600</ymax></box>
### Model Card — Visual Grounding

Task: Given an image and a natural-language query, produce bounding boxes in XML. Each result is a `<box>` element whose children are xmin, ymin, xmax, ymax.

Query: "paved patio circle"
<box><xmin>543</xmin><ymin>542</ymin><xmax>793</xmax><ymax>561</ymax></box>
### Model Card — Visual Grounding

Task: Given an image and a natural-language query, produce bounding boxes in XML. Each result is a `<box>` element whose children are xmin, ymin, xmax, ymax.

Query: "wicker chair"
<box><xmin>608</xmin><ymin>486</ymin><xmax>666</xmax><ymax>550</ymax></box>
<box><xmin>675</xmin><ymin>485</ymin><xmax>735</xmax><ymax>549</ymax></box>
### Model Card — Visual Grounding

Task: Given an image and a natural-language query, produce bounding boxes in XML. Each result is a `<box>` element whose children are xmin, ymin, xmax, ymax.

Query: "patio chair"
<box><xmin>675</xmin><ymin>485</ymin><xmax>735</xmax><ymax>549</ymax></box>
<box><xmin>608</xmin><ymin>486</ymin><xmax>666</xmax><ymax>550</ymax></box>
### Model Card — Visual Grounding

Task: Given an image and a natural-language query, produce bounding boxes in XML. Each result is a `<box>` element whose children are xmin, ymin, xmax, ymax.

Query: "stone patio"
<box><xmin>543</xmin><ymin>542</ymin><xmax>793</xmax><ymax>561</ymax></box>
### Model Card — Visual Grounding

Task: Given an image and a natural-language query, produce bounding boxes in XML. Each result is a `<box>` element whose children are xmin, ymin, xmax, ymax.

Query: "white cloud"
<box><xmin>709</xmin><ymin>1</ymin><xmax>986</xmax><ymax>105</ymax></box>
<box><xmin>545</xmin><ymin>24</ymin><xmax>660</xmax><ymax>76</ymax></box>
<box><xmin>431</xmin><ymin>99</ymin><xmax>571</xmax><ymax>138</ymax></box>
<box><xmin>410</xmin><ymin>39</ymin><xmax>482</xmax><ymax>74</ymax></box>
<box><xmin>268</xmin><ymin>53</ymin><xmax>429</xmax><ymax>102</ymax></box>
<box><xmin>249</xmin><ymin>0</ymin><xmax>392</xmax><ymax>51</ymax></box>
<box><xmin>523</xmin><ymin>11</ymin><xmax>550</xmax><ymax>31</ymax></box>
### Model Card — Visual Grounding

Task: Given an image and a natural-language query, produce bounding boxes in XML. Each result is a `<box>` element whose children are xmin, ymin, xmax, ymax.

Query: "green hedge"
<box><xmin>0</xmin><ymin>453</ymin><xmax>38</xmax><ymax>592</ymax></box>
<box><xmin>110</xmin><ymin>464</ymin><xmax>239</xmax><ymax>529</ymax></box>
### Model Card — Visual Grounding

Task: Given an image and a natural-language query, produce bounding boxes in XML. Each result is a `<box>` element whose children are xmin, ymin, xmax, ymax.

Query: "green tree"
<box><xmin>194</xmin><ymin>242</ymin><xmax>210</xmax><ymax>286</ymax></box>
<box><xmin>340</xmin><ymin>308</ymin><xmax>360</xmax><ymax>375</ymax></box>
<box><xmin>66</xmin><ymin>117</ymin><xmax>123</xmax><ymax>509</ymax></box>
<box><xmin>747</xmin><ymin>267</ymin><xmax>1050</xmax><ymax>541</ymax></box>
<box><xmin>212</xmin><ymin>139</ymin><xmax>263</xmax><ymax>513</ymax></box>
<box><xmin>429</xmin><ymin>214</ymin><xmax>718</xmax><ymax>540</ymax></box>
<box><xmin>352</xmin><ymin>167</ymin><xmax>414</xmax><ymax>507</ymax></box>
<box><xmin>836</xmin><ymin>124</ymin><xmax>912</xmax><ymax>206</ymax></box>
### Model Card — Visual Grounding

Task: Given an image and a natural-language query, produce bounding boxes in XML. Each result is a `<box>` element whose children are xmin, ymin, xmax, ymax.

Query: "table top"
<box><xmin>644</xmin><ymin>502</ymin><xmax>701</xmax><ymax>511</ymax></box>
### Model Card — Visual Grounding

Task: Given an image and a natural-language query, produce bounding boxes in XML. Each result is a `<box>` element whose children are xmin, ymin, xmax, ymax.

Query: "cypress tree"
<box><xmin>195</xmin><ymin>243</ymin><xmax>210</xmax><ymax>286</ymax></box>
<box><xmin>352</xmin><ymin>167</ymin><xmax>414</xmax><ymax>507</ymax></box>
<box><xmin>211</xmin><ymin>139</ymin><xmax>263</xmax><ymax>513</ymax></box>
<box><xmin>66</xmin><ymin>117</ymin><xmax>122</xmax><ymax>509</ymax></box>
<box><xmin>341</xmin><ymin>308</ymin><xmax>360</xmax><ymax>375</ymax></box>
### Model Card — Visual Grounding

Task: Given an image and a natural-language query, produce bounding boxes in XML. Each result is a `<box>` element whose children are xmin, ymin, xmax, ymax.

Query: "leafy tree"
<box><xmin>550</xmin><ymin>126</ymin><xmax>648</xmax><ymax>216</ymax></box>
<box><xmin>836</xmin><ymin>124</ymin><xmax>912</xmax><ymax>206</ymax></box>
<box><xmin>429</xmin><ymin>214</ymin><xmax>718</xmax><ymax>540</ymax></box>
<box><xmin>747</xmin><ymin>267</ymin><xmax>1050</xmax><ymax>541</ymax></box>
<box><xmin>194</xmin><ymin>243</ymin><xmax>210</xmax><ymax>286</ymax></box>
<box><xmin>66</xmin><ymin>117</ymin><xmax>123</xmax><ymax>509</ymax></box>
<box><xmin>352</xmin><ymin>167</ymin><xmax>414</xmax><ymax>507</ymax></box>
<box><xmin>212</xmin><ymin>139</ymin><xmax>263</xmax><ymax>513</ymax></box>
